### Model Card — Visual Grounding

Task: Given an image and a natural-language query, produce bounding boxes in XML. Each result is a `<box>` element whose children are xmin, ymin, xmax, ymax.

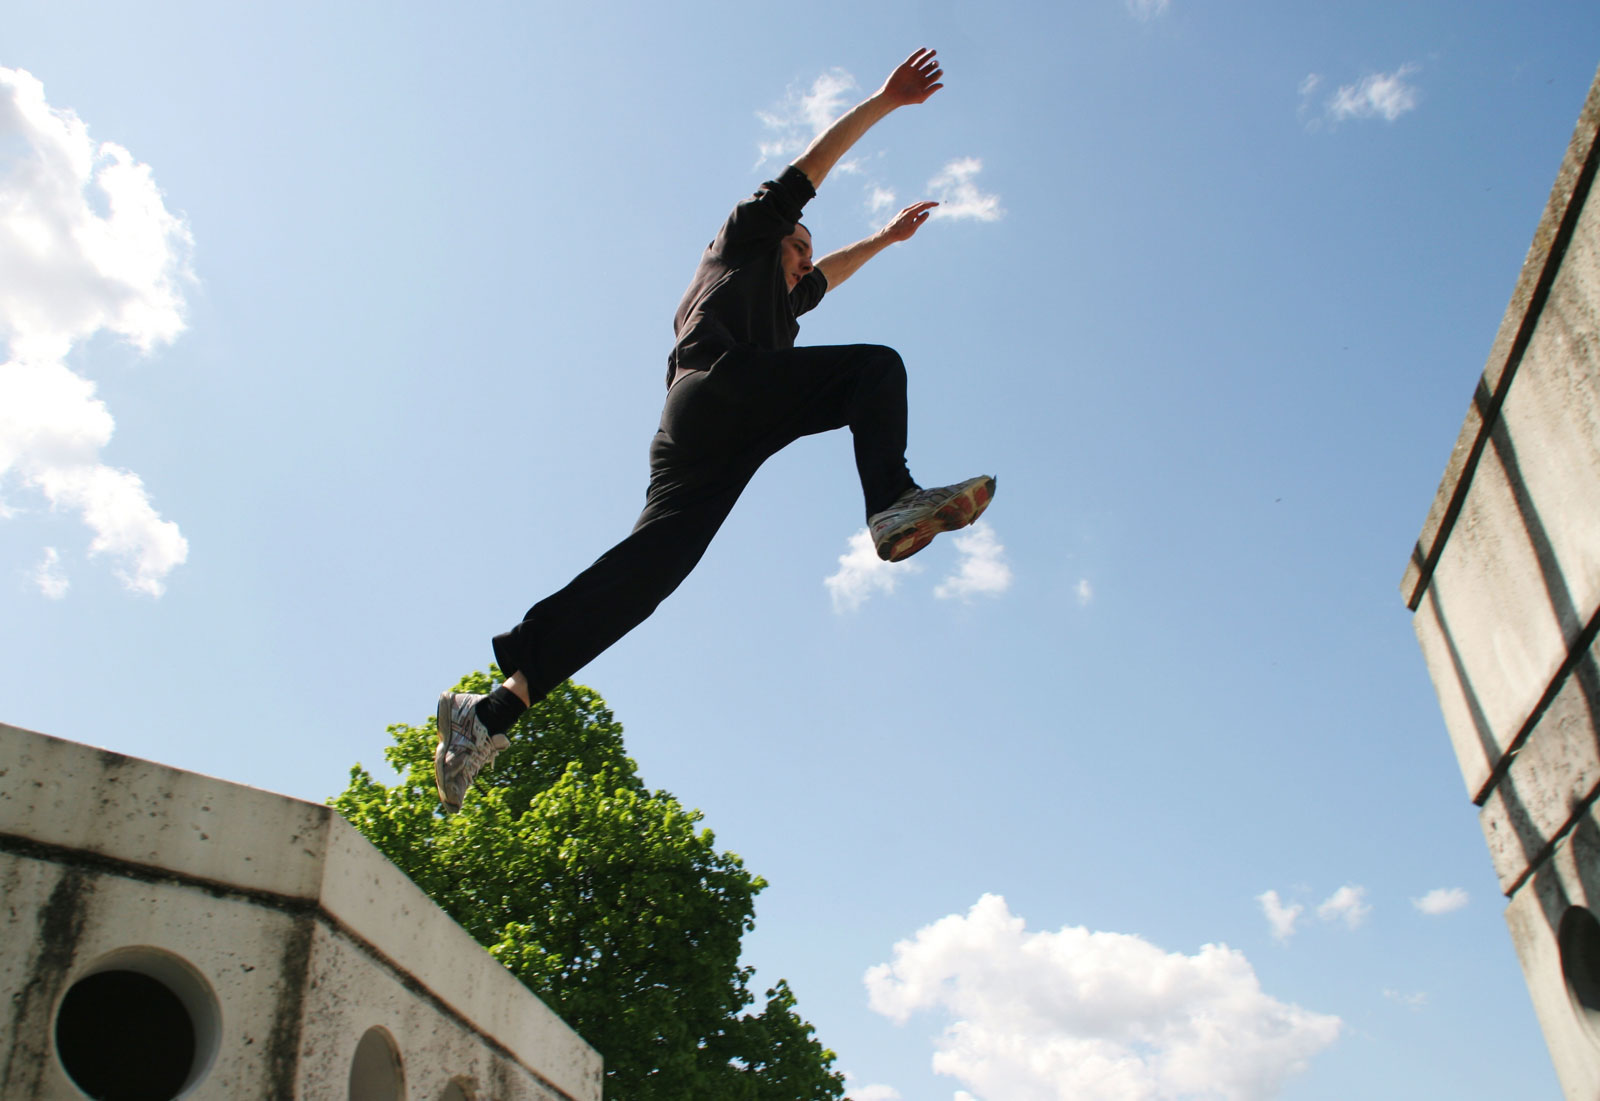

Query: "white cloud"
<box><xmin>1412</xmin><ymin>887</ymin><xmax>1468</xmax><ymax>916</ymax></box>
<box><xmin>1383</xmin><ymin>989</ymin><xmax>1428</xmax><ymax>1011</ymax></box>
<box><xmin>1257</xmin><ymin>890</ymin><xmax>1303</xmax><ymax>943</ymax></box>
<box><xmin>1126</xmin><ymin>0</ymin><xmax>1170</xmax><ymax>20</ymax></box>
<box><xmin>934</xmin><ymin>521</ymin><xmax>1012</xmax><ymax>601</ymax></box>
<box><xmin>1326</xmin><ymin>65</ymin><xmax>1420</xmax><ymax>123</ymax></box>
<box><xmin>30</xmin><ymin>546</ymin><xmax>68</xmax><ymax>598</ymax></box>
<box><xmin>843</xmin><ymin>1077</ymin><xmax>901</xmax><ymax>1101</ymax></box>
<box><xmin>757</xmin><ymin>68</ymin><xmax>859</xmax><ymax>166</ymax></box>
<box><xmin>927</xmin><ymin>158</ymin><xmax>1004</xmax><ymax>223</ymax></box>
<box><xmin>825</xmin><ymin>527</ymin><xmax>920</xmax><ymax>612</ymax></box>
<box><xmin>0</xmin><ymin>67</ymin><xmax>192</xmax><ymax>595</ymax></box>
<box><xmin>1076</xmin><ymin>578</ymin><xmax>1094</xmax><ymax>606</ymax></box>
<box><xmin>1316</xmin><ymin>885</ymin><xmax>1370</xmax><ymax>929</ymax></box>
<box><xmin>865</xmin><ymin>894</ymin><xmax>1341</xmax><ymax>1101</ymax></box>
<box><xmin>1297</xmin><ymin>74</ymin><xmax>1321</xmax><ymax>98</ymax></box>
<box><xmin>868</xmin><ymin>186</ymin><xmax>897</xmax><ymax>214</ymax></box>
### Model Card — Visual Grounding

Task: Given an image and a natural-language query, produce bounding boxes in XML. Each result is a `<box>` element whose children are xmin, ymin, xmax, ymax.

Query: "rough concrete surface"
<box><xmin>1508</xmin><ymin>806</ymin><xmax>1600</xmax><ymax>1101</ymax></box>
<box><xmin>1404</xmin><ymin>60</ymin><xmax>1600</xmax><ymax>1101</ymax></box>
<box><xmin>0</xmin><ymin>722</ymin><xmax>602</xmax><ymax>1101</ymax></box>
<box><xmin>1410</xmin><ymin>155</ymin><xmax>1600</xmax><ymax>801</ymax></box>
<box><xmin>1479</xmin><ymin>631</ymin><xmax>1600</xmax><ymax>894</ymax></box>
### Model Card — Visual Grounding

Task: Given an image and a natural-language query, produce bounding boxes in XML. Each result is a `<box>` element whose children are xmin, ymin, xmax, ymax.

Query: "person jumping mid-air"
<box><xmin>435</xmin><ymin>47</ymin><xmax>995</xmax><ymax>812</ymax></box>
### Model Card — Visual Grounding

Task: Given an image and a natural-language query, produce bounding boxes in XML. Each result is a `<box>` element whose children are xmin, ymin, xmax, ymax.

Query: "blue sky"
<box><xmin>4</xmin><ymin>2</ymin><xmax>1598</xmax><ymax>1098</ymax></box>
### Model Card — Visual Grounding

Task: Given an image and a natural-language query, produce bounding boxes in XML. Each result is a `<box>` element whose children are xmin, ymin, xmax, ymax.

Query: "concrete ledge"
<box><xmin>0</xmin><ymin>722</ymin><xmax>602</xmax><ymax>1101</ymax></box>
<box><xmin>0</xmin><ymin>722</ymin><xmax>331</xmax><ymax>901</ymax></box>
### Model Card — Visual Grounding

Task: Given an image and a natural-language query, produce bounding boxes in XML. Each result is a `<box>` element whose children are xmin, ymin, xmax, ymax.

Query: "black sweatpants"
<box><xmin>492</xmin><ymin>343</ymin><xmax>916</xmax><ymax>700</ymax></box>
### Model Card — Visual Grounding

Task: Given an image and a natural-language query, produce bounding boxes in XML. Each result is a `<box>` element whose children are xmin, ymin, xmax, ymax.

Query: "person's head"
<box><xmin>780</xmin><ymin>223</ymin><xmax>813</xmax><ymax>290</ymax></box>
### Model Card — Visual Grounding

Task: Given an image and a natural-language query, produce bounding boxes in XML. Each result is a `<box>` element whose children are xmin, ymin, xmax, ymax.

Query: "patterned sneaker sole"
<box><xmin>879</xmin><ymin>476</ymin><xmax>996</xmax><ymax>563</ymax></box>
<box><xmin>934</xmin><ymin>476</ymin><xmax>995</xmax><ymax>532</ymax></box>
<box><xmin>435</xmin><ymin>692</ymin><xmax>461</xmax><ymax>813</ymax></box>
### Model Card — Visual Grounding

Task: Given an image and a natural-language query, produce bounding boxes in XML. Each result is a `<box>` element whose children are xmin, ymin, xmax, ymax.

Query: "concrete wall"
<box><xmin>1402</xmin><ymin>63</ymin><xmax>1600</xmax><ymax>1100</ymax></box>
<box><xmin>0</xmin><ymin>722</ymin><xmax>602</xmax><ymax>1101</ymax></box>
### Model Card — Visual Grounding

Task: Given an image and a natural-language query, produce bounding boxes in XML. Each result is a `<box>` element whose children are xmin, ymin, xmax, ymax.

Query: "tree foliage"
<box><xmin>331</xmin><ymin>671</ymin><xmax>845</xmax><ymax>1101</ymax></box>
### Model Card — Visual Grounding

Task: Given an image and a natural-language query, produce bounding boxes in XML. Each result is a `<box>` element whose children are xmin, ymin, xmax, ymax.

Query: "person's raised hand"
<box><xmin>878</xmin><ymin>200</ymin><xmax>940</xmax><ymax>243</ymax></box>
<box><xmin>878</xmin><ymin>48</ymin><xmax>944</xmax><ymax>108</ymax></box>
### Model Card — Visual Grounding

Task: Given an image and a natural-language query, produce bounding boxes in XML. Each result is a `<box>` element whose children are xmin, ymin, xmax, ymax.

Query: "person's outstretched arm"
<box><xmin>792</xmin><ymin>48</ymin><xmax>943</xmax><ymax>189</ymax></box>
<box><xmin>816</xmin><ymin>201</ymin><xmax>939</xmax><ymax>289</ymax></box>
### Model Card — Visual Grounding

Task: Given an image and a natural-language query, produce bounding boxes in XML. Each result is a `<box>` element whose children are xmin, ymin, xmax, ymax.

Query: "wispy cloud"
<box><xmin>1076</xmin><ymin>578</ymin><xmax>1094</xmax><ymax>606</ymax></box>
<box><xmin>755</xmin><ymin>69</ymin><xmax>1003</xmax><ymax>229</ymax></box>
<box><xmin>1317</xmin><ymin>885</ymin><xmax>1371</xmax><ymax>929</ymax></box>
<box><xmin>927</xmin><ymin>157</ymin><xmax>1004</xmax><ymax>222</ymax></box>
<box><xmin>1412</xmin><ymin>887</ymin><xmax>1468</xmax><ymax>916</ymax></box>
<box><xmin>866</xmin><ymin>894</ymin><xmax>1341</xmax><ymax>1101</ymax></box>
<box><xmin>1258</xmin><ymin>889</ymin><xmax>1304</xmax><ymax>943</ymax></box>
<box><xmin>30</xmin><ymin>546</ymin><xmax>68</xmax><ymax>598</ymax></box>
<box><xmin>0</xmin><ymin>67</ymin><xmax>192</xmax><ymax>596</ymax></box>
<box><xmin>825</xmin><ymin>528</ymin><xmax>920</xmax><ymax>612</ymax></box>
<box><xmin>1300</xmin><ymin>64</ymin><xmax>1421</xmax><ymax>128</ymax></box>
<box><xmin>1126</xmin><ymin>0</ymin><xmax>1171</xmax><ymax>20</ymax></box>
<box><xmin>934</xmin><ymin>521</ymin><xmax>1012</xmax><ymax>601</ymax></box>
<box><xmin>1384</xmin><ymin>989</ymin><xmax>1428</xmax><ymax>1011</ymax></box>
<box><xmin>756</xmin><ymin>68</ymin><xmax>858</xmax><ymax>167</ymax></box>
<box><xmin>1330</xmin><ymin>65</ymin><xmax>1421</xmax><ymax>121</ymax></box>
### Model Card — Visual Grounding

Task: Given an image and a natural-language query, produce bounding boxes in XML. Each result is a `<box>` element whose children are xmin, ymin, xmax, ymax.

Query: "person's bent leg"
<box><xmin>751</xmin><ymin>343</ymin><xmax>996</xmax><ymax>563</ymax></box>
<box><xmin>750</xmin><ymin>343</ymin><xmax>917</xmax><ymax>516</ymax></box>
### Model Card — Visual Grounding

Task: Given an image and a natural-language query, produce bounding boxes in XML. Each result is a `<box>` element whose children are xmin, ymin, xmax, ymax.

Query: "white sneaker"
<box><xmin>868</xmin><ymin>475</ymin><xmax>996</xmax><ymax>562</ymax></box>
<box><xmin>435</xmin><ymin>691</ymin><xmax>510</xmax><ymax>814</ymax></box>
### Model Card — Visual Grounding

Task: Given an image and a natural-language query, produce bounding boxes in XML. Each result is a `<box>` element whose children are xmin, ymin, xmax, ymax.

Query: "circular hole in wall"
<box><xmin>1559</xmin><ymin>905</ymin><xmax>1600</xmax><ymax>1042</ymax></box>
<box><xmin>54</xmin><ymin>947</ymin><xmax>220</xmax><ymax>1101</ymax></box>
<box><xmin>349</xmin><ymin>1026</ymin><xmax>406</xmax><ymax>1101</ymax></box>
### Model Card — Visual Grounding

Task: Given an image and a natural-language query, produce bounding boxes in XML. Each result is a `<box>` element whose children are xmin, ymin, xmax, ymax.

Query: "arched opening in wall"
<box><xmin>53</xmin><ymin>947</ymin><xmax>220</xmax><ymax>1101</ymax></box>
<box><xmin>1559</xmin><ymin>905</ymin><xmax>1600</xmax><ymax>1043</ymax></box>
<box><xmin>439</xmin><ymin>1078</ymin><xmax>476</xmax><ymax>1101</ymax></box>
<box><xmin>349</xmin><ymin>1026</ymin><xmax>406</xmax><ymax>1101</ymax></box>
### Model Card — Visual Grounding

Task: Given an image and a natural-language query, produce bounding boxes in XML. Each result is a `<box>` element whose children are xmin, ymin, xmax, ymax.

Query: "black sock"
<box><xmin>474</xmin><ymin>686</ymin><xmax>528</xmax><ymax>736</ymax></box>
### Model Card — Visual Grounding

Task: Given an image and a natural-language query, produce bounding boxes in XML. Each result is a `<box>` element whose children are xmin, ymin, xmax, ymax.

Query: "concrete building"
<box><xmin>1403</xmin><ymin>64</ymin><xmax>1600</xmax><ymax>1098</ymax></box>
<box><xmin>0</xmin><ymin>721</ymin><xmax>602</xmax><ymax>1100</ymax></box>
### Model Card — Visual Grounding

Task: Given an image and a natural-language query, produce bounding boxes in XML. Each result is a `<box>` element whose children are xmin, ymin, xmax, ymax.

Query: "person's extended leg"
<box><xmin>434</xmin><ymin>371</ymin><xmax>760</xmax><ymax>811</ymax></box>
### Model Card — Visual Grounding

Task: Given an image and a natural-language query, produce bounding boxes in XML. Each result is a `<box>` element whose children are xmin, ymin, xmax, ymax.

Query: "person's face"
<box><xmin>780</xmin><ymin>224</ymin><xmax>814</xmax><ymax>290</ymax></box>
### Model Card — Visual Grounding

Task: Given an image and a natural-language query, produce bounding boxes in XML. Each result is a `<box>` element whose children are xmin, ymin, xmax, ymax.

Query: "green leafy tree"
<box><xmin>331</xmin><ymin>671</ymin><xmax>846</xmax><ymax>1101</ymax></box>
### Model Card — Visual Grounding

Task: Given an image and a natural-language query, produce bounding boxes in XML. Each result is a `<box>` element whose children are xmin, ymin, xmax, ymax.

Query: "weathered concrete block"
<box><xmin>0</xmin><ymin>723</ymin><xmax>603</xmax><ymax>1101</ymax></box>
<box><xmin>1480</xmin><ymin>635</ymin><xmax>1600</xmax><ymax>893</ymax></box>
<box><xmin>1412</xmin><ymin>474</ymin><xmax>1570</xmax><ymax>797</ymax></box>
<box><xmin>1410</xmin><ymin>168</ymin><xmax>1600</xmax><ymax>801</ymax></box>
<box><xmin>1507</xmin><ymin>807</ymin><xmax>1600</xmax><ymax>1101</ymax></box>
<box><xmin>1405</xmin><ymin>59</ymin><xmax>1600</xmax><ymax>1101</ymax></box>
